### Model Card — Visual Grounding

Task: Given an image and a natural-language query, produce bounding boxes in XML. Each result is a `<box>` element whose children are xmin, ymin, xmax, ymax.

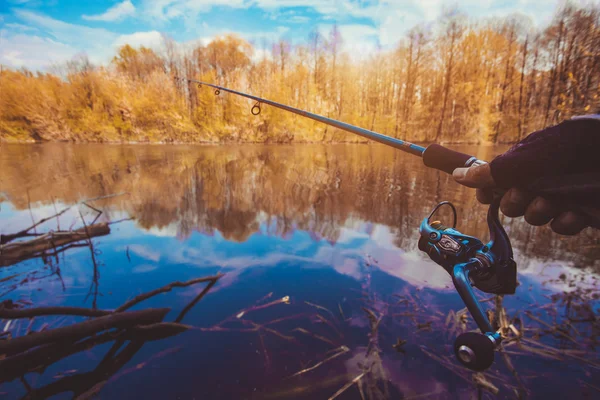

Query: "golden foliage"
<box><xmin>1</xmin><ymin>4</ymin><xmax>600</xmax><ymax>144</ymax></box>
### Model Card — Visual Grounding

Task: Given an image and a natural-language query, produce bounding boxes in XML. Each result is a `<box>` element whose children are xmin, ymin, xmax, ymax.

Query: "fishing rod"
<box><xmin>178</xmin><ymin>78</ymin><xmax>517</xmax><ymax>371</ymax></box>
<box><xmin>179</xmin><ymin>78</ymin><xmax>485</xmax><ymax>173</ymax></box>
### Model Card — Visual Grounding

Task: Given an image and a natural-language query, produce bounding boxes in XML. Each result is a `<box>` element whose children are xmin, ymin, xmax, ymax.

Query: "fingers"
<box><xmin>476</xmin><ymin>188</ymin><xmax>494</xmax><ymax>204</ymax></box>
<box><xmin>486</xmin><ymin>188</ymin><xmax>587</xmax><ymax>235</ymax></box>
<box><xmin>453</xmin><ymin>163</ymin><xmax>495</xmax><ymax>189</ymax></box>
<box><xmin>550</xmin><ymin>212</ymin><xmax>588</xmax><ymax>235</ymax></box>
<box><xmin>500</xmin><ymin>191</ymin><xmax>587</xmax><ymax>234</ymax></box>
<box><xmin>500</xmin><ymin>188</ymin><xmax>535</xmax><ymax>217</ymax></box>
<box><xmin>453</xmin><ymin>161</ymin><xmax>589</xmax><ymax>236</ymax></box>
<box><xmin>524</xmin><ymin>197</ymin><xmax>557</xmax><ymax>226</ymax></box>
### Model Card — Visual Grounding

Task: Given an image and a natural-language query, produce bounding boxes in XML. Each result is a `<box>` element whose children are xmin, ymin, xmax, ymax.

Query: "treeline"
<box><xmin>1</xmin><ymin>3</ymin><xmax>599</xmax><ymax>144</ymax></box>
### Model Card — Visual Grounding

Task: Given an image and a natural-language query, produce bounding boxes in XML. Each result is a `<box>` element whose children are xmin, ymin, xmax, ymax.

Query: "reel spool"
<box><xmin>418</xmin><ymin>198</ymin><xmax>517</xmax><ymax>371</ymax></box>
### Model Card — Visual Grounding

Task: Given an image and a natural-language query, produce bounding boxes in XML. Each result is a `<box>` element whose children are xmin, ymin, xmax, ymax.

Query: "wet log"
<box><xmin>0</xmin><ymin>305</ymin><xmax>112</xmax><ymax>319</ymax></box>
<box><xmin>0</xmin><ymin>223</ymin><xmax>110</xmax><ymax>267</ymax></box>
<box><xmin>0</xmin><ymin>307</ymin><xmax>169</xmax><ymax>356</ymax></box>
<box><xmin>0</xmin><ymin>331</ymin><xmax>117</xmax><ymax>383</ymax></box>
<box><xmin>0</xmin><ymin>322</ymin><xmax>189</xmax><ymax>383</ymax></box>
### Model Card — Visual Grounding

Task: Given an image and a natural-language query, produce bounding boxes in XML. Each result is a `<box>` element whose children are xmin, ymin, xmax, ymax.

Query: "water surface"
<box><xmin>1</xmin><ymin>143</ymin><xmax>599</xmax><ymax>399</ymax></box>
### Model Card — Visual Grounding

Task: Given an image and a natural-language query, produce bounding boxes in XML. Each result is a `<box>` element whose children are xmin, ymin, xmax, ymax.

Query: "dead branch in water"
<box><xmin>0</xmin><ymin>269</ymin><xmax>221</xmax><ymax>393</ymax></box>
<box><xmin>0</xmin><ymin>192</ymin><xmax>127</xmax><ymax>245</ymax></box>
<box><xmin>115</xmin><ymin>274</ymin><xmax>224</xmax><ymax>312</ymax></box>
<box><xmin>0</xmin><ymin>304</ymin><xmax>111</xmax><ymax>319</ymax></box>
<box><xmin>0</xmin><ymin>223</ymin><xmax>110</xmax><ymax>267</ymax></box>
<box><xmin>0</xmin><ymin>308</ymin><xmax>170</xmax><ymax>356</ymax></box>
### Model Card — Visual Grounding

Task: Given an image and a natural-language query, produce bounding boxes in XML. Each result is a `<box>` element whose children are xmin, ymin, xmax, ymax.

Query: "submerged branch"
<box><xmin>0</xmin><ymin>305</ymin><xmax>111</xmax><ymax>319</ymax></box>
<box><xmin>0</xmin><ymin>223</ymin><xmax>110</xmax><ymax>267</ymax></box>
<box><xmin>0</xmin><ymin>308</ymin><xmax>170</xmax><ymax>356</ymax></box>
<box><xmin>115</xmin><ymin>273</ymin><xmax>223</xmax><ymax>312</ymax></box>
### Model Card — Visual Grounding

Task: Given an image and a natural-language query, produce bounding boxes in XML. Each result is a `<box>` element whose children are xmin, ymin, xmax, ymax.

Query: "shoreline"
<box><xmin>0</xmin><ymin>138</ymin><xmax>513</xmax><ymax>146</ymax></box>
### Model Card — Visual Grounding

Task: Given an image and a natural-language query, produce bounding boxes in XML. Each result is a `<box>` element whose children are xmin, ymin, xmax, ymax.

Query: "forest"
<box><xmin>1</xmin><ymin>3</ymin><xmax>599</xmax><ymax>144</ymax></box>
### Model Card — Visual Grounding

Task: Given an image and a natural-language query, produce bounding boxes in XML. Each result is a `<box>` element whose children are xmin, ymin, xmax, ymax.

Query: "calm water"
<box><xmin>0</xmin><ymin>143</ymin><xmax>599</xmax><ymax>399</ymax></box>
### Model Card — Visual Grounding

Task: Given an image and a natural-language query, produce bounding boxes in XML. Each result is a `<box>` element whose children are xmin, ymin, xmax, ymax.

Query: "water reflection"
<box><xmin>2</xmin><ymin>143</ymin><xmax>598</xmax><ymax>268</ymax></box>
<box><xmin>0</xmin><ymin>143</ymin><xmax>599</xmax><ymax>399</ymax></box>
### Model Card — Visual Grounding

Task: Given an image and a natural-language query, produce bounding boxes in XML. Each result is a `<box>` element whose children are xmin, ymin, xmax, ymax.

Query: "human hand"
<box><xmin>451</xmin><ymin>119</ymin><xmax>600</xmax><ymax>235</ymax></box>
<box><xmin>452</xmin><ymin>163</ymin><xmax>588</xmax><ymax>235</ymax></box>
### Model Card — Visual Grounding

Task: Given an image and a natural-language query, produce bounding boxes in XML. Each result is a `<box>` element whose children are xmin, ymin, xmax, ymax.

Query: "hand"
<box><xmin>452</xmin><ymin>163</ymin><xmax>588</xmax><ymax>235</ymax></box>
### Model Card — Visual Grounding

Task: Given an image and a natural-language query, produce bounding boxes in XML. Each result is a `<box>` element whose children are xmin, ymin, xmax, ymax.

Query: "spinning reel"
<box><xmin>418</xmin><ymin>198</ymin><xmax>517</xmax><ymax>371</ymax></box>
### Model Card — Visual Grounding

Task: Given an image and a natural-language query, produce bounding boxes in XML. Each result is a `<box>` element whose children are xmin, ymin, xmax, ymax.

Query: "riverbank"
<box><xmin>0</xmin><ymin>135</ymin><xmax>505</xmax><ymax>146</ymax></box>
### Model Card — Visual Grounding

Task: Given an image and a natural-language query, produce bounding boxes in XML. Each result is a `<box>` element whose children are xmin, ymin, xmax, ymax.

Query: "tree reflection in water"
<box><xmin>0</xmin><ymin>143</ymin><xmax>599</xmax><ymax>399</ymax></box>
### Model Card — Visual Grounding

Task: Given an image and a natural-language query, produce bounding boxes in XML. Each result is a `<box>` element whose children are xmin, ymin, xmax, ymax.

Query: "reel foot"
<box><xmin>454</xmin><ymin>332</ymin><xmax>495</xmax><ymax>371</ymax></box>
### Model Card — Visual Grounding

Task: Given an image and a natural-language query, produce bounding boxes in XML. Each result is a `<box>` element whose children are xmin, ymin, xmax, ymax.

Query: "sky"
<box><xmin>0</xmin><ymin>0</ymin><xmax>576</xmax><ymax>71</ymax></box>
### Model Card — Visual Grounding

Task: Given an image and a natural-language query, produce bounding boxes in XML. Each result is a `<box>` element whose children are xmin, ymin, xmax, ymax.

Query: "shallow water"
<box><xmin>0</xmin><ymin>143</ymin><xmax>598</xmax><ymax>399</ymax></box>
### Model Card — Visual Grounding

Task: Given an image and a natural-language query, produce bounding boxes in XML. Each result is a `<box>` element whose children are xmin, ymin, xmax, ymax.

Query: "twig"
<box><xmin>175</xmin><ymin>278</ymin><xmax>220</xmax><ymax>323</ymax></box>
<box><xmin>25</xmin><ymin>318</ymin><xmax>35</xmax><ymax>335</ymax></box>
<box><xmin>82</xmin><ymin>192</ymin><xmax>128</xmax><ymax>203</ymax></box>
<box><xmin>305</xmin><ymin>301</ymin><xmax>336</xmax><ymax>320</ymax></box>
<box><xmin>115</xmin><ymin>274</ymin><xmax>223</xmax><ymax>312</ymax></box>
<box><xmin>338</xmin><ymin>303</ymin><xmax>346</xmax><ymax>320</ymax></box>
<box><xmin>499</xmin><ymin>349</ymin><xmax>527</xmax><ymax>399</ymax></box>
<box><xmin>292</xmin><ymin>327</ymin><xmax>336</xmax><ymax>346</ymax></box>
<box><xmin>473</xmin><ymin>373</ymin><xmax>499</xmax><ymax>395</ymax></box>
<box><xmin>287</xmin><ymin>346</ymin><xmax>350</xmax><ymax>379</ymax></box>
<box><xmin>328</xmin><ymin>372</ymin><xmax>365</xmax><ymax>400</ymax></box>
<box><xmin>524</xmin><ymin>311</ymin><xmax>578</xmax><ymax>344</ymax></box>
<box><xmin>82</xmin><ymin>202</ymin><xmax>103</xmax><ymax>225</ymax></box>
<box><xmin>80</xmin><ymin>210</ymin><xmax>100</xmax><ymax>310</ymax></box>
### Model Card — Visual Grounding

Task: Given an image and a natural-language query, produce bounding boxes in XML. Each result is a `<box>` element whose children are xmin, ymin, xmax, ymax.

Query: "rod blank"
<box><xmin>181</xmin><ymin>78</ymin><xmax>426</xmax><ymax>157</ymax></box>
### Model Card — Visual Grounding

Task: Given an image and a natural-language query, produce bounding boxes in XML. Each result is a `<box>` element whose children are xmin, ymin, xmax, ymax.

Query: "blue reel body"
<box><xmin>418</xmin><ymin>199</ymin><xmax>517</xmax><ymax>371</ymax></box>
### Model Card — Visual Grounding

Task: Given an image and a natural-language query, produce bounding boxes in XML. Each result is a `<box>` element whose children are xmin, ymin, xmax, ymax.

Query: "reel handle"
<box><xmin>452</xmin><ymin>260</ymin><xmax>494</xmax><ymax>334</ymax></box>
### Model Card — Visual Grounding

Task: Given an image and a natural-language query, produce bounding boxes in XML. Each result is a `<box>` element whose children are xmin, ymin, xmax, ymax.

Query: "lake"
<box><xmin>1</xmin><ymin>143</ymin><xmax>599</xmax><ymax>399</ymax></box>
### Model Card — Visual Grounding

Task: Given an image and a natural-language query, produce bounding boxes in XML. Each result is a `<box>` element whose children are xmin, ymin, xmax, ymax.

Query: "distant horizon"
<box><xmin>0</xmin><ymin>0</ymin><xmax>576</xmax><ymax>71</ymax></box>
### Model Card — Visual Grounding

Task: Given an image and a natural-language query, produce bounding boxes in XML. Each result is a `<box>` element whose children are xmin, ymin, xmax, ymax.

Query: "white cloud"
<box><xmin>82</xmin><ymin>0</ymin><xmax>136</xmax><ymax>22</ymax></box>
<box><xmin>0</xmin><ymin>33</ymin><xmax>76</xmax><ymax>70</ymax></box>
<box><xmin>4</xmin><ymin>22</ymin><xmax>38</xmax><ymax>32</ymax></box>
<box><xmin>132</xmin><ymin>264</ymin><xmax>159</xmax><ymax>273</ymax></box>
<box><xmin>14</xmin><ymin>9</ymin><xmax>117</xmax><ymax>47</ymax></box>
<box><xmin>139</xmin><ymin>0</ymin><xmax>247</xmax><ymax>23</ymax></box>
<box><xmin>11</xmin><ymin>10</ymin><xmax>119</xmax><ymax>66</ymax></box>
<box><xmin>127</xmin><ymin>244</ymin><xmax>161</xmax><ymax>261</ymax></box>
<box><xmin>113</xmin><ymin>30</ymin><xmax>164</xmax><ymax>49</ymax></box>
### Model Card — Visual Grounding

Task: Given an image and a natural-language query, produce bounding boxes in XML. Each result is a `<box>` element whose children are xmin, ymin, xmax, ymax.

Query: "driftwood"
<box><xmin>0</xmin><ymin>305</ymin><xmax>112</xmax><ymax>319</ymax></box>
<box><xmin>0</xmin><ymin>322</ymin><xmax>189</xmax><ymax>383</ymax></box>
<box><xmin>0</xmin><ymin>272</ymin><xmax>223</xmax><ymax>396</ymax></box>
<box><xmin>0</xmin><ymin>192</ymin><xmax>127</xmax><ymax>246</ymax></box>
<box><xmin>0</xmin><ymin>223</ymin><xmax>110</xmax><ymax>267</ymax></box>
<box><xmin>23</xmin><ymin>340</ymin><xmax>145</xmax><ymax>400</ymax></box>
<box><xmin>0</xmin><ymin>308</ymin><xmax>170</xmax><ymax>356</ymax></box>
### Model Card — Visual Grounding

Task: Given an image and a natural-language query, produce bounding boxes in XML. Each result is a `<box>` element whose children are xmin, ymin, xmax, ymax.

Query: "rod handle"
<box><xmin>422</xmin><ymin>144</ymin><xmax>478</xmax><ymax>174</ymax></box>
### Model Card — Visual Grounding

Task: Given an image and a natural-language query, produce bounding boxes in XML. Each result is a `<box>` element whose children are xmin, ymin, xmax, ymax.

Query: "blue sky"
<box><xmin>0</xmin><ymin>0</ymin><xmax>573</xmax><ymax>71</ymax></box>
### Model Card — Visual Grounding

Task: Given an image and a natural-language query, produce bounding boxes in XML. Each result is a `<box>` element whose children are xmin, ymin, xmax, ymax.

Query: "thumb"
<box><xmin>452</xmin><ymin>163</ymin><xmax>496</xmax><ymax>189</ymax></box>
